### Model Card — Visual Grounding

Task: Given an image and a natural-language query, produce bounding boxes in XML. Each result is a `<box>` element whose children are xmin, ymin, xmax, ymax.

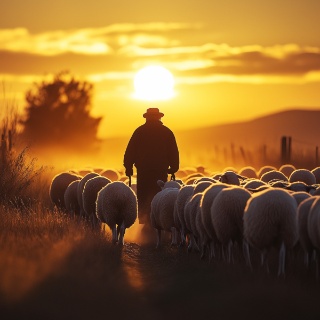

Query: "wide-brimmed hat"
<box><xmin>143</xmin><ymin>108</ymin><xmax>164</xmax><ymax>118</ymax></box>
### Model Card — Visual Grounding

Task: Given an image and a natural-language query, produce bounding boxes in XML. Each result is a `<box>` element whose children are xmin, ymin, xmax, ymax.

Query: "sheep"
<box><xmin>279</xmin><ymin>164</ymin><xmax>296</xmax><ymax>178</ymax></box>
<box><xmin>200</xmin><ymin>183</ymin><xmax>230</xmax><ymax>259</ymax></box>
<box><xmin>211</xmin><ymin>186</ymin><xmax>252</xmax><ymax>264</ymax></box>
<box><xmin>193</xmin><ymin>181</ymin><xmax>213</xmax><ymax>194</ymax></box>
<box><xmin>257</xmin><ymin>165</ymin><xmax>277</xmax><ymax>179</ymax></box>
<box><xmin>96</xmin><ymin>181</ymin><xmax>137</xmax><ymax>245</ymax></box>
<box><xmin>150</xmin><ymin>187</ymin><xmax>180</xmax><ymax>248</ymax></box>
<box><xmin>289</xmin><ymin>169</ymin><xmax>316</xmax><ymax>185</ymax></box>
<box><xmin>297</xmin><ymin>196</ymin><xmax>319</xmax><ymax>268</ymax></box>
<box><xmin>100</xmin><ymin>168</ymin><xmax>121</xmax><ymax>181</ymax></box>
<box><xmin>184</xmin><ymin>192</ymin><xmax>203</xmax><ymax>253</ymax></box>
<box><xmin>307</xmin><ymin>197</ymin><xmax>320</xmax><ymax>278</ymax></box>
<box><xmin>64</xmin><ymin>180</ymin><xmax>81</xmax><ymax>216</ymax></box>
<box><xmin>49</xmin><ymin>172</ymin><xmax>82</xmax><ymax>210</ymax></box>
<box><xmin>173</xmin><ymin>185</ymin><xmax>195</xmax><ymax>246</ymax></box>
<box><xmin>287</xmin><ymin>181</ymin><xmax>316</xmax><ymax>193</ymax></box>
<box><xmin>82</xmin><ymin>176</ymin><xmax>112</xmax><ymax>228</ymax></box>
<box><xmin>260</xmin><ymin>170</ymin><xmax>288</xmax><ymax>184</ymax></box>
<box><xmin>77</xmin><ymin>172</ymin><xmax>100</xmax><ymax>217</ymax></box>
<box><xmin>243</xmin><ymin>188</ymin><xmax>298</xmax><ymax>276</ymax></box>
<box><xmin>311</xmin><ymin>167</ymin><xmax>320</xmax><ymax>184</ymax></box>
<box><xmin>238</xmin><ymin>166</ymin><xmax>258</xmax><ymax>179</ymax></box>
<box><xmin>291</xmin><ymin>191</ymin><xmax>311</xmax><ymax>206</ymax></box>
<box><xmin>157</xmin><ymin>179</ymin><xmax>183</xmax><ymax>190</ymax></box>
<box><xmin>219</xmin><ymin>170</ymin><xmax>244</xmax><ymax>186</ymax></box>
<box><xmin>194</xmin><ymin>176</ymin><xmax>217</xmax><ymax>184</ymax></box>
<box><xmin>242</xmin><ymin>179</ymin><xmax>268</xmax><ymax>191</ymax></box>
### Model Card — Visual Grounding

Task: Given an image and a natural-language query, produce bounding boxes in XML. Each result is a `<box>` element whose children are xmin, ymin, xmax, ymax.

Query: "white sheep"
<box><xmin>200</xmin><ymin>182</ymin><xmax>230</xmax><ymax>259</ymax></box>
<box><xmin>238</xmin><ymin>166</ymin><xmax>258</xmax><ymax>179</ymax></box>
<box><xmin>289</xmin><ymin>169</ymin><xmax>316</xmax><ymax>185</ymax></box>
<box><xmin>211</xmin><ymin>186</ymin><xmax>251</xmax><ymax>264</ymax></box>
<box><xmin>77</xmin><ymin>172</ymin><xmax>100</xmax><ymax>217</ymax></box>
<box><xmin>297</xmin><ymin>196</ymin><xmax>319</xmax><ymax>267</ymax></box>
<box><xmin>96</xmin><ymin>181</ymin><xmax>137</xmax><ymax>245</ymax></box>
<box><xmin>157</xmin><ymin>179</ymin><xmax>183</xmax><ymax>190</ymax></box>
<box><xmin>173</xmin><ymin>184</ymin><xmax>195</xmax><ymax>246</ymax></box>
<box><xmin>311</xmin><ymin>167</ymin><xmax>320</xmax><ymax>184</ymax></box>
<box><xmin>184</xmin><ymin>192</ymin><xmax>203</xmax><ymax>253</ymax></box>
<box><xmin>100</xmin><ymin>168</ymin><xmax>121</xmax><ymax>181</ymax></box>
<box><xmin>150</xmin><ymin>187</ymin><xmax>180</xmax><ymax>248</ymax></box>
<box><xmin>260</xmin><ymin>170</ymin><xmax>288</xmax><ymax>183</ymax></box>
<box><xmin>279</xmin><ymin>164</ymin><xmax>296</xmax><ymax>178</ymax></box>
<box><xmin>242</xmin><ymin>179</ymin><xmax>268</xmax><ymax>191</ymax></box>
<box><xmin>193</xmin><ymin>181</ymin><xmax>213</xmax><ymax>194</ymax></box>
<box><xmin>287</xmin><ymin>181</ymin><xmax>316</xmax><ymax>193</ymax></box>
<box><xmin>257</xmin><ymin>165</ymin><xmax>277</xmax><ymax>179</ymax></box>
<box><xmin>219</xmin><ymin>170</ymin><xmax>243</xmax><ymax>185</ymax></box>
<box><xmin>307</xmin><ymin>197</ymin><xmax>320</xmax><ymax>278</ymax></box>
<box><xmin>82</xmin><ymin>176</ymin><xmax>112</xmax><ymax>228</ymax></box>
<box><xmin>291</xmin><ymin>191</ymin><xmax>311</xmax><ymax>206</ymax></box>
<box><xmin>49</xmin><ymin>171</ymin><xmax>82</xmax><ymax>210</ymax></box>
<box><xmin>243</xmin><ymin>188</ymin><xmax>298</xmax><ymax>276</ymax></box>
<box><xmin>64</xmin><ymin>180</ymin><xmax>81</xmax><ymax>216</ymax></box>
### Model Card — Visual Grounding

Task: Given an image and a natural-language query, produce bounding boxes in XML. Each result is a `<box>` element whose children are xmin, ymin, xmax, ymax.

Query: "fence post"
<box><xmin>281</xmin><ymin>136</ymin><xmax>287</xmax><ymax>164</ymax></box>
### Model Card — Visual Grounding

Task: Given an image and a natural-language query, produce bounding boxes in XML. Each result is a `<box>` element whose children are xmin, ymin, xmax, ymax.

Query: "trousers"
<box><xmin>136</xmin><ymin>170</ymin><xmax>168</xmax><ymax>225</ymax></box>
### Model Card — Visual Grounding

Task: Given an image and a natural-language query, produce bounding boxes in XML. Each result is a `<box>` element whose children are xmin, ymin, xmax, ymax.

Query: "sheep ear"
<box><xmin>157</xmin><ymin>180</ymin><xmax>165</xmax><ymax>189</ymax></box>
<box><xmin>236</xmin><ymin>174</ymin><xmax>246</xmax><ymax>180</ymax></box>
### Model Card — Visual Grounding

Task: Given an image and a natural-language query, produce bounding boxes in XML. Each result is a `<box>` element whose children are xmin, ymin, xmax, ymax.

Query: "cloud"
<box><xmin>0</xmin><ymin>23</ymin><xmax>196</xmax><ymax>56</ymax></box>
<box><xmin>1</xmin><ymin>24</ymin><xmax>320</xmax><ymax>87</ymax></box>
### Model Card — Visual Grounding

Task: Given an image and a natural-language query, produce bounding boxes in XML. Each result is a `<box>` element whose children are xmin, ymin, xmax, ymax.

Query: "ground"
<box><xmin>1</xmin><ymin>229</ymin><xmax>320</xmax><ymax>320</ymax></box>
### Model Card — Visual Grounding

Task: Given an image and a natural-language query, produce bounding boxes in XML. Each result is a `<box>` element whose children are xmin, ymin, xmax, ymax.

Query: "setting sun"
<box><xmin>133</xmin><ymin>65</ymin><xmax>175</xmax><ymax>101</ymax></box>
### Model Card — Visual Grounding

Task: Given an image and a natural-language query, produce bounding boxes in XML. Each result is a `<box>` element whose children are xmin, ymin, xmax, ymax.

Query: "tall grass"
<box><xmin>0</xmin><ymin>105</ymin><xmax>46</xmax><ymax>206</ymax></box>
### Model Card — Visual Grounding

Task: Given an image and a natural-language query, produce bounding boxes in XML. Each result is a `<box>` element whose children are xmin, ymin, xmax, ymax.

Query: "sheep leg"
<box><xmin>170</xmin><ymin>227</ymin><xmax>177</xmax><ymax>247</ymax></box>
<box><xmin>278</xmin><ymin>242</ymin><xmax>286</xmax><ymax>277</ymax></box>
<box><xmin>179</xmin><ymin>227</ymin><xmax>186</xmax><ymax>247</ymax></box>
<box><xmin>118</xmin><ymin>222</ymin><xmax>126</xmax><ymax>246</ymax></box>
<box><xmin>156</xmin><ymin>229</ymin><xmax>161</xmax><ymax>248</ymax></box>
<box><xmin>261</xmin><ymin>250</ymin><xmax>270</xmax><ymax>273</ymax></box>
<box><xmin>191</xmin><ymin>234</ymin><xmax>200</xmax><ymax>252</ymax></box>
<box><xmin>209</xmin><ymin>241</ymin><xmax>216</xmax><ymax>261</ymax></box>
<box><xmin>111</xmin><ymin>225</ymin><xmax>118</xmax><ymax>244</ymax></box>
<box><xmin>304</xmin><ymin>252</ymin><xmax>309</xmax><ymax>269</ymax></box>
<box><xmin>227</xmin><ymin>241</ymin><xmax>234</xmax><ymax>264</ymax></box>
<box><xmin>243</xmin><ymin>240</ymin><xmax>252</xmax><ymax>270</ymax></box>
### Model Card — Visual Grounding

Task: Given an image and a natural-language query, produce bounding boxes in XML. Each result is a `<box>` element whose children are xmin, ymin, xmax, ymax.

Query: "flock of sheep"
<box><xmin>49</xmin><ymin>164</ymin><xmax>320</xmax><ymax>278</ymax></box>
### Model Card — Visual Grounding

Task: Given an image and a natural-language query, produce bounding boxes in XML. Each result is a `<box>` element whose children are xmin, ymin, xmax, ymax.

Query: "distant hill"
<box><xmin>101</xmin><ymin>109</ymin><xmax>320</xmax><ymax>169</ymax></box>
<box><xmin>176</xmin><ymin>108</ymin><xmax>320</xmax><ymax>148</ymax></box>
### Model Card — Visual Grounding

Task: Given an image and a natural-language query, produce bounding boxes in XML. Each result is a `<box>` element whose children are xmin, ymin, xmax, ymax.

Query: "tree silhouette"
<box><xmin>20</xmin><ymin>71</ymin><xmax>102</xmax><ymax>153</ymax></box>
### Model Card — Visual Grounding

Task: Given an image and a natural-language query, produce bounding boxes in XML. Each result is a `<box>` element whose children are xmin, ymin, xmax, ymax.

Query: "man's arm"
<box><xmin>167</xmin><ymin>132</ymin><xmax>179</xmax><ymax>174</ymax></box>
<box><xmin>123</xmin><ymin>133</ymin><xmax>137</xmax><ymax>176</ymax></box>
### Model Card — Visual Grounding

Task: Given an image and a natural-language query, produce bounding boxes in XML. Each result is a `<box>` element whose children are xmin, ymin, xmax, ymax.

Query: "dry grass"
<box><xmin>1</xmin><ymin>204</ymin><xmax>320</xmax><ymax>320</ymax></box>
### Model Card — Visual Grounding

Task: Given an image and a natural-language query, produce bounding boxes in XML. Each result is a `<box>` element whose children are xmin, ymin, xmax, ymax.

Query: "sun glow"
<box><xmin>133</xmin><ymin>65</ymin><xmax>175</xmax><ymax>101</ymax></box>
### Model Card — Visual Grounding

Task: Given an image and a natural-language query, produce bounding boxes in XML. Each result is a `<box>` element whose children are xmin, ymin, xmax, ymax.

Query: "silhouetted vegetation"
<box><xmin>20</xmin><ymin>71</ymin><xmax>102</xmax><ymax>153</ymax></box>
<box><xmin>0</xmin><ymin>106</ymin><xmax>45</xmax><ymax>206</ymax></box>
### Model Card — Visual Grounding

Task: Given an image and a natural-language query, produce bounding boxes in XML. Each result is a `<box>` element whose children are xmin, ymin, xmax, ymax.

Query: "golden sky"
<box><xmin>1</xmin><ymin>0</ymin><xmax>320</xmax><ymax>138</ymax></box>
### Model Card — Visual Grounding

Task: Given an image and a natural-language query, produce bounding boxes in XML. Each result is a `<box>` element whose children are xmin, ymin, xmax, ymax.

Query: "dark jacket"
<box><xmin>123</xmin><ymin>120</ymin><xmax>179</xmax><ymax>173</ymax></box>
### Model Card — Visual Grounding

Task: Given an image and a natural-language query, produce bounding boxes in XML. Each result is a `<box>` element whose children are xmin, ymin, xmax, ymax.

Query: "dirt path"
<box><xmin>2</xmin><ymin>237</ymin><xmax>320</xmax><ymax>320</ymax></box>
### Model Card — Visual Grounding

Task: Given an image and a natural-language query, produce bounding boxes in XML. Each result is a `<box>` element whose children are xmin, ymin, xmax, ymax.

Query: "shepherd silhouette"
<box><xmin>123</xmin><ymin>107</ymin><xmax>179</xmax><ymax>240</ymax></box>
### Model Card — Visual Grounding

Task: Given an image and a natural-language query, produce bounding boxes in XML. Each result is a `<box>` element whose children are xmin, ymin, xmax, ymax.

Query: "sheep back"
<box><xmin>49</xmin><ymin>172</ymin><xmax>82</xmax><ymax>209</ymax></box>
<box><xmin>96</xmin><ymin>181</ymin><xmax>137</xmax><ymax>229</ymax></box>
<box><xmin>244</xmin><ymin>188</ymin><xmax>298</xmax><ymax>250</ymax></box>
<box><xmin>211</xmin><ymin>186</ymin><xmax>251</xmax><ymax>245</ymax></box>
<box><xmin>64</xmin><ymin>180</ymin><xmax>80</xmax><ymax>215</ymax></box>
<box><xmin>83</xmin><ymin>176</ymin><xmax>111</xmax><ymax>218</ymax></box>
